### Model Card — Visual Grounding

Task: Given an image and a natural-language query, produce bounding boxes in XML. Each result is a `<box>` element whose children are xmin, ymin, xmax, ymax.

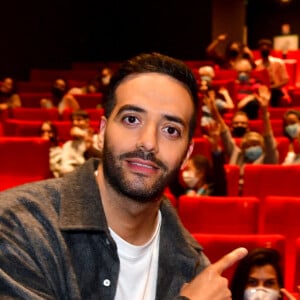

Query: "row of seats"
<box><xmin>2</xmin><ymin>107</ymin><xmax>104</xmax><ymax>121</ymax></box>
<box><xmin>2</xmin><ymin>119</ymin><xmax>101</xmax><ymax>143</ymax></box>
<box><xmin>18</xmin><ymin>93</ymin><xmax>103</xmax><ymax>109</ymax></box>
<box><xmin>176</xmin><ymin>195</ymin><xmax>300</xmax><ymax>291</ymax></box>
<box><xmin>192</xmin><ymin>136</ymin><xmax>295</xmax><ymax>165</ymax></box>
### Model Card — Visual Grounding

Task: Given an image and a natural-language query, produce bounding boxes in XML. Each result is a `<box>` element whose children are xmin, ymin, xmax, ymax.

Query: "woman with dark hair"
<box><xmin>230</xmin><ymin>248</ymin><xmax>297</xmax><ymax>300</ymax></box>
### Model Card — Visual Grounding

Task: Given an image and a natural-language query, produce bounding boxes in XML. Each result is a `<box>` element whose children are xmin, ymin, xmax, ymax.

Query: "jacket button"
<box><xmin>103</xmin><ymin>279</ymin><xmax>111</xmax><ymax>287</ymax></box>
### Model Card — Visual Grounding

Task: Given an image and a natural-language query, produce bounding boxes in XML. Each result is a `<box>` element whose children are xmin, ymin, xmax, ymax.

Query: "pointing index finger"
<box><xmin>212</xmin><ymin>247</ymin><xmax>248</xmax><ymax>274</ymax></box>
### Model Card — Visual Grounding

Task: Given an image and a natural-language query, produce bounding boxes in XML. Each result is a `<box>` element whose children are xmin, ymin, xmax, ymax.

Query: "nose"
<box><xmin>136</xmin><ymin>122</ymin><xmax>158</xmax><ymax>153</ymax></box>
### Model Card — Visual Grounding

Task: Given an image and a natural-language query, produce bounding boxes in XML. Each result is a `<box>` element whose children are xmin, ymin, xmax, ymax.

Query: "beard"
<box><xmin>101</xmin><ymin>139</ymin><xmax>182</xmax><ymax>203</ymax></box>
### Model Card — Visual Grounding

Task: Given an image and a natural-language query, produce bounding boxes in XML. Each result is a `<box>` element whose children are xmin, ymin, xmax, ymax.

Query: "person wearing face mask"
<box><xmin>255</xmin><ymin>39</ymin><xmax>291</xmax><ymax>107</ymax></box>
<box><xmin>198</xmin><ymin>66</ymin><xmax>235</xmax><ymax>130</ymax></box>
<box><xmin>208</xmin><ymin>85</ymin><xmax>279</xmax><ymax>194</ymax></box>
<box><xmin>40</xmin><ymin>78</ymin><xmax>80</xmax><ymax>114</ymax></box>
<box><xmin>206</xmin><ymin>33</ymin><xmax>255</xmax><ymax>70</ymax></box>
<box><xmin>282</xmin><ymin>109</ymin><xmax>300</xmax><ymax>165</ymax></box>
<box><xmin>167</xmin><ymin>121</ymin><xmax>227</xmax><ymax>198</ymax></box>
<box><xmin>230</xmin><ymin>248</ymin><xmax>298</xmax><ymax>300</ymax></box>
<box><xmin>235</xmin><ymin>59</ymin><xmax>261</xmax><ymax>120</ymax></box>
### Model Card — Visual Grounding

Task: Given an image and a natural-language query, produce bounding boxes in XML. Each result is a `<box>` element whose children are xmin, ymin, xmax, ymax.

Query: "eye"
<box><xmin>162</xmin><ymin>125</ymin><xmax>181</xmax><ymax>138</ymax></box>
<box><xmin>123</xmin><ymin>115</ymin><xmax>140</xmax><ymax>126</ymax></box>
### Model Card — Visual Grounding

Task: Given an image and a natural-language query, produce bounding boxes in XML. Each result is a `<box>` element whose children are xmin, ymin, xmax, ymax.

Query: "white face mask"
<box><xmin>244</xmin><ymin>287</ymin><xmax>280</xmax><ymax>300</ymax></box>
<box><xmin>182</xmin><ymin>170</ymin><xmax>198</xmax><ymax>188</ymax></box>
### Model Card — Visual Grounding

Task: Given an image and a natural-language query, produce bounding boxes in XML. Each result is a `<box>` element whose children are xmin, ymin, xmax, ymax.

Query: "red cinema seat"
<box><xmin>72</xmin><ymin>93</ymin><xmax>103</xmax><ymax>109</ymax></box>
<box><xmin>2</xmin><ymin>119</ymin><xmax>43</xmax><ymax>137</ymax></box>
<box><xmin>0</xmin><ymin>137</ymin><xmax>51</xmax><ymax>191</ymax></box>
<box><xmin>242</xmin><ymin>164</ymin><xmax>300</xmax><ymax>200</ymax></box>
<box><xmin>260</xmin><ymin>196</ymin><xmax>300</xmax><ymax>291</ymax></box>
<box><xmin>11</xmin><ymin>107</ymin><xmax>60</xmax><ymax>121</ymax></box>
<box><xmin>224</xmin><ymin>164</ymin><xmax>240</xmax><ymax>196</ymax></box>
<box><xmin>61</xmin><ymin>108</ymin><xmax>104</xmax><ymax>121</ymax></box>
<box><xmin>193</xmin><ymin>233</ymin><xmax>286</xmax><ymax>285</ymax></box>
<box><xmin>191</xmin><ymin>137</ymin><xmax>212</xmax><ymax>160</ymax></box>
<box><xmin>294</xmin><ymin>238</ymin><xmax>300</xmax><ymax>293</ymax></box>
<box><xmin>177</xmin><ymin>195</ymin><xmax>259</xmax><ymax>234</ymax></box>
<box><xmin>20</xmin><ymin>92</ymin><xmax>52</xmax><ymax>108</ymax></box>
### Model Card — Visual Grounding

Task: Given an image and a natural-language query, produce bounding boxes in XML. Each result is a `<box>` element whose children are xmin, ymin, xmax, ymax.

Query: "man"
<box><xmin>255</xmin><ymin>38</ymin><xmax>291</xmax><ymax>107</ymax></box>
<box><xmin>0</xmin><ymin>52</ymin><xmax>247</xmax><ymax>299</ymax></box>
<box><xmin>60</xmin><ymin>109</ymin><xmax>101</xmax><ymax>175</ymax></box>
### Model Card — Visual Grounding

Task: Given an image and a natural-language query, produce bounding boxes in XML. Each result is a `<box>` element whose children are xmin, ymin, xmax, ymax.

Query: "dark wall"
<box><xmin>0</xmin><ymin>1</ymin><xmax>212</xmax><ymax>80</ymax></box>
<box><xmin>247</xmin><ymin>0</ymin><xmax>300</xmax><ymax>49</ymax></box>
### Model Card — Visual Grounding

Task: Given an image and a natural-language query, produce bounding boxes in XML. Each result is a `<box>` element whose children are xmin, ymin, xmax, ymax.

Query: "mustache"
<box><xmin>119</xmin><ymin>150</ymin><xmax>167</xmax><ymax>171</ymax></box>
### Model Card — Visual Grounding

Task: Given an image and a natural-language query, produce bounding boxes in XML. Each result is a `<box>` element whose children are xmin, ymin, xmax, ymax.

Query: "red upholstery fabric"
<box><xmin>61</xmin><ymin>108</ymin><xmax>104</xmax><ymax>121</ymax></box>
<box><xmin>294</xmin><ymin>238</ymin><xmax>300</xmax><ymax>292</ymax></box>
<box><xmin>192</xmin><ymin>233</ymin><xmax>286</xmax><ymax>286</ymax></box>
<box><xmin>11</xmin><ymin>107</ymin><xmax>60</xmax><ymax>121</ymax></box>
<box><xmin>224</xmin><ymin>164</ymin><xmax>240</xmax><ymax>196</ymax></box>
<box><xmin>260</xmin><ymin>196</ymin><xmax>300</xmax><ymax>291</ymax></box>
<box><xmin>191</xmin><ymin>137</ymin><xmax>212</xmax><ymax>159</ymax></box>
<box><xmin>177</xmin><ymin>195</ymin><xmax>259</xmax><ymax>234</ymax></box>
<box><xmin>242</xmin><ymin>164</ymin><xmax>300</xmax><ymax>200</ymax></box>
<box><xmin>0</xmin><ymin>137</ymin><xmax>51</xmax><ymax>191</ymax></box>
<box><xmin>72</xmin><ymin>94</ymin><xmax>103</xmax><ymax>109</ymax></box>
<box><xmin>20</xmin><ymin>92</ymin><xmax>52</xmax><ymax>107</ymax></box>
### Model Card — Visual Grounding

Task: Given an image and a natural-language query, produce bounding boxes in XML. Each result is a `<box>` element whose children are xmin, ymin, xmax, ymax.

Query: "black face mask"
<box><xmin>260</xmin><ymin>49</ymin><xmax>270</xmax><ymax>58</ymax></box>
<box><xmin>228</xmin><ymin>49</ymin><xmax>239</xmax><ymax>58</ymax></box>
<box><xmin>232</xmin><ymin>126</ymin><xmax>247</xmax><ymax>137</ymax></box>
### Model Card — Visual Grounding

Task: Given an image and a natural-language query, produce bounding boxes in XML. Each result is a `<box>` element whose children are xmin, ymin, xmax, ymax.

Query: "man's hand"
<box><xmin>180</xmin><ymin>247</ymin><xmax>248</xmax><ymax>300</ymax></box>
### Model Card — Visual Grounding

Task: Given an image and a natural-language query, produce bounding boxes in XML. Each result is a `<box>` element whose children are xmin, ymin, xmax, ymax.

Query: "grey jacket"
<box><xmin>0</xmin><ymin>158</ymin><xmax>209</xmax><ymax>300</ymax></box>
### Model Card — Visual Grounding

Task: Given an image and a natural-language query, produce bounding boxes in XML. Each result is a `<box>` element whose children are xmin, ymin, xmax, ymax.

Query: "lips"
<box><xmin>126</xmin><ymin>158</ymin><xmax>159</xmax><ymax>175</ymax></box>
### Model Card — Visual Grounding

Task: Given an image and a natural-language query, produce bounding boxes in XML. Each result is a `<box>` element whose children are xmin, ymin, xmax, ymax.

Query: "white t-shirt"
<box><xmin>110</xmin><ymin>211</ymin><xmax>161</xmax><ymax>300</ymax></box>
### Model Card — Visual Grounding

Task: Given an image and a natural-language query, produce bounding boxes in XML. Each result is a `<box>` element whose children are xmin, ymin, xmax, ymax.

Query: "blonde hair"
<box><xmin>199</xmin><ymin>66</ymin><xmax>215</xmax><ymax>78</ymax></box>
<box><xmin>240</xmin><ymin>131</ymin><xmax>264</xmax><ymax>151</ymax></box>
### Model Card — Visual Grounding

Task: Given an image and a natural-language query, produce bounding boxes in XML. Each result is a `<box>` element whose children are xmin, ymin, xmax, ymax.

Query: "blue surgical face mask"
<box><xmin>200</xmin><ymin>75</ymin><xmax>212</xmax><ymax>83</ymax></box>
<box><xmin>244</xmin><ymin>145</ymin><xmax>263</xmax><ymax>162</ymax></box>
<box><xmin>238</xmin><ymin>72</ymin><xmax>249</xmax><ymax>83</ymax></box>
<box><xmin>244</xmin><ymin>287</ymin><xmax>279</xmax><ymax>300</ymax></box>
<box><xmin>285</xmin><ymin>123</ymin><xmax>300</xmax><ymax>139</ymax></box>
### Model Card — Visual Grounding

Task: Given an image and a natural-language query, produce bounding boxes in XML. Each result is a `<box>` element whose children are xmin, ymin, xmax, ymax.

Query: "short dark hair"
<box><xmin>258</xmin><ymin>39</ymin><xmax>273</xmax><ymax>48</ymax></box>
<box><xmin>230</xmin><ymin>248</ymin><xmax>284</xmax><ymax>300</ymax></box>
<box><xmin>71</xmin><ymin>110</ymin><xmax>90</xmax><ymax>120</ymax></box>
<box><xmin>103</xmin><ymin>52</ymin><xmax>199</xmax><ymax>140</ymax></box>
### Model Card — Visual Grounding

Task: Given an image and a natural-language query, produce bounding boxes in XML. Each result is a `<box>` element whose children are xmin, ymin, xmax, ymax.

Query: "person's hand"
<box><xmin>281</xmin><ymin>286</ymin><xmax>300</xmax><ymax>300</ymax></box>
<box><xmin>204</xmin><ymin>121</ymin><xmax>221</xmax><ymax>150</ymax></box>
<box><xmin>217</xmin><ymin>33</ymin><xmax>228</xmax><ymax>42</ymax></box>
<box><xmin>256</xmin><ymin>85</ymin><xmax>271</xmax><ymax>109</ymax></box>
<box><xmin>218</xmin><ymin>87</ymin><xmax>230</xmax><ymax>96</ymax></box>
<box><xmin>180</xmin><ymin>247</ymin><xmax>248</xmax><ymax>300</ymax></box>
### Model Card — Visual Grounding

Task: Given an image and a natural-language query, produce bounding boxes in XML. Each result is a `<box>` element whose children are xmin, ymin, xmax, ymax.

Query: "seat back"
<box><xmin>260</xmin><ymin>196</ymin><xmax>300</xmax><ymax>290</ymax></box>
<box><xmin>11</xmin><ymin>107</ymin><xmax>60</xmax><ymax>121</ymax></box>
<box><xmin>177</xmin><ymin>195</ymin><xmax>260</xmax><ymax>234</ymax></box>
<box><xmin>242</xmin><ymin>164</ymin><xmax>300</xmax><ymax>200</ymax></box>
<box><xmin>193</xmin><ymin>233</ymin><xmax>286</xmax><ymax>285</ymax></box>
<box><xmin>0</xmin><ymin>137</ymin><xmax>51</xmax><ymax>191</ymax></box>
<box><xmin>224</xmin><ymin>164</ymin><xmax>240</xmax><ymax>196</ymax></box>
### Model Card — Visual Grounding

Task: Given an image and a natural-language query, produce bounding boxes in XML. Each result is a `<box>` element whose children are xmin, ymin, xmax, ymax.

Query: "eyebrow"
<box><xmin>116</xmin><ymin>104</ymin><xmax>186</xmax><ymax>127</ymax></box>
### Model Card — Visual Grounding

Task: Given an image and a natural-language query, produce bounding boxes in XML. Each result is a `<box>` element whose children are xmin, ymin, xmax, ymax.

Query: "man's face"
<box><xmin>232</xmin><ymin>114</ymin><xmax>249</xmax><ymax>129</ymax></box>
<box><xmin>99</xmin><ymin>72</ymin><xmax>194</xmax><ymax>202</ymax></box>
<box><xmin>72</xmin><ymin>116</ymin><xmax>89</xmax><ymax>130</ymax></box>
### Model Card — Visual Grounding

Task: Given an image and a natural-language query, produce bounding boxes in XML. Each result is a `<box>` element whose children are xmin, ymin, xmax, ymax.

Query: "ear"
<box><xmin>97</xmin><ymin>116</ymin><xmax>107</xmax><ymax>150</ymax></box>
<box><xmin>180</xmin><ymin>140</ymin><xmax>194</xmax><ymax>170</ymax></box>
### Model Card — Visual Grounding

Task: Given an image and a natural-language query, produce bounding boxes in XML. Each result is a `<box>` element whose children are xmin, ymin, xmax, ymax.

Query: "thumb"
<box><xmin>212</xmin><ymin>247</ymin><xmax>248</xmax><ymax>275</ymax></box>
